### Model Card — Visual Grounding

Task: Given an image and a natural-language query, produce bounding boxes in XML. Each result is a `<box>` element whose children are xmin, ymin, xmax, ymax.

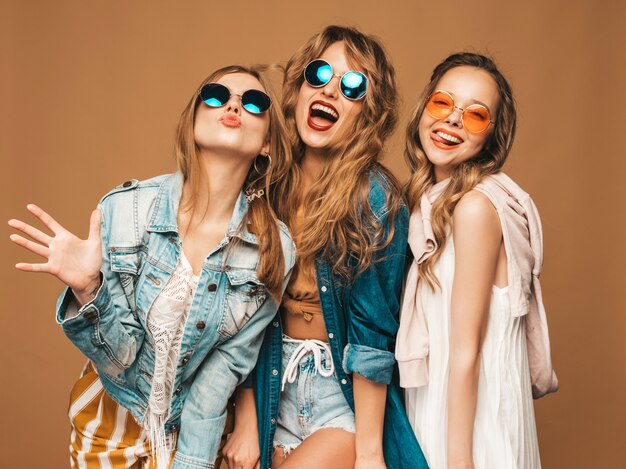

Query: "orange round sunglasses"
<box><xmin>425</xmin><ymin>90</ymin><xmax>495</xmax><ymax>134</ymax></box>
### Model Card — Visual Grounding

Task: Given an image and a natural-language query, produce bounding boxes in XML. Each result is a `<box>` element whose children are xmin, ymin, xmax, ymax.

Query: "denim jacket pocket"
<box><xmin>218</xmin><ymin>269</ymin><xmax>267</xmax><ymax>339</ymax></box>
<box><xmin>109</xmin><ymin>247</ymin><xmax>143</xmax><ymax>311</ymax></box>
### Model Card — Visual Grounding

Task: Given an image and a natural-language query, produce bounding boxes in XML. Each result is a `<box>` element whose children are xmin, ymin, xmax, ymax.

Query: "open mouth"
<box><xmin>431</xmin><ymin>128</ymin><xmax>463</xmax><ymax>149</ymax></box>
<box><xmin>307</xmin><ymin>100</ymin><xmax>339</xmax><ymax>131</ymax></box>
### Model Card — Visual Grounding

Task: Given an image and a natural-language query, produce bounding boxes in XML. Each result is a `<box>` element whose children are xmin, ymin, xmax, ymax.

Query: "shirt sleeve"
<box><xmin>55</xmin><ymin>201</ymin><xmax>145</xmax><ymax>380</ymax></box>
<box><xmin>342</xmin><ymin>204</ymin><xmax>409</xmax><ymax>385</ymax></box>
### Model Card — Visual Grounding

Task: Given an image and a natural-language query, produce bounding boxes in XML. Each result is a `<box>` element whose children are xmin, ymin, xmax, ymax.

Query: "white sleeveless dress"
<box><xmin>405</xmin><ymin>236</ymin><xmax>541</xmax><ymax>469</ymax></box>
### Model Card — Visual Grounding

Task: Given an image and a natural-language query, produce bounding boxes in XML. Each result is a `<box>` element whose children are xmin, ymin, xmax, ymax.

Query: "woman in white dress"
<box><xmin>396</xmin><ymin>53</ymin><xmax>558</xmax><ymax>469</ymax></box>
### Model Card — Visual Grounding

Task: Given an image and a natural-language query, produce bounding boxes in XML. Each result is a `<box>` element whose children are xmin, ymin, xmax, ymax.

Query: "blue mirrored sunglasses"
<box><xmin>199</xmin><ymin>82</ymin><xmax>271</xmax><ymax>114</ymax></box>
<box><xmin>303</xmin><ymin>59</ymin><xmax>368</xmax><ymax>101</ymax></box>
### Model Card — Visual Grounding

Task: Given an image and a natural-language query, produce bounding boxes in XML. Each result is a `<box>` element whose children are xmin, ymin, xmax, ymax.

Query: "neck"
<box><xmin>434</xmin><ymin>165</ymin><xmax>451</xmax><ymax>183</ymax></box>
<box><xmin>182</xmin><ymin>150</ymin><xmax>252</xmax><ymax>223</ymax></box>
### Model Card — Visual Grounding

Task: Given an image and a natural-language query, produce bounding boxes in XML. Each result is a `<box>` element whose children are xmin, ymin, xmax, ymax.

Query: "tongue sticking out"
<box><xmin>432</xmin><ymin>130</ymin><xmax>463</xmax><ymax>147</ymax></box>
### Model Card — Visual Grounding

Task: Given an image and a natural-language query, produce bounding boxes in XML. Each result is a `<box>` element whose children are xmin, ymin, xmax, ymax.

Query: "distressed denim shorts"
<box><xmin>274</xmin><ymin>335</ymin><xmax>356</xmax><ymax>454</ymax></box>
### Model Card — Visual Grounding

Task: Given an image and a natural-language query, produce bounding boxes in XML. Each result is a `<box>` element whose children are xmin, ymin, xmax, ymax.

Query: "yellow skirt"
<box><xmin>68</xmin><ymin>362</ymin><xmax>232</xmax><ymax>468</ymax></box>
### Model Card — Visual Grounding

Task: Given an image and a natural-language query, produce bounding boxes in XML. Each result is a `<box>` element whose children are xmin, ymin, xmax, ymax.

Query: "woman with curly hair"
<box><xmin>224</xmin><ymin>26</ymin><xmax>427</xmax><ymax>469</ymax></box>
<box><xmin>396</xmin><ymin>52</ymin><xmax>558</xmax><ymax>468</ymax></box>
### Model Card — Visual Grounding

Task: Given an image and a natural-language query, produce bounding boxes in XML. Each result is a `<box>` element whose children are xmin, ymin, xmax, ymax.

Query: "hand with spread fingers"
<box><xmin>8</xmin><ymin>204</ymin><xmax>103</xmax><ymax>305</ymax></box>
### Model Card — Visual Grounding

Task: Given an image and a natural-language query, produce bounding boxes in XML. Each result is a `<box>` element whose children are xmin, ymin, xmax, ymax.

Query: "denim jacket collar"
<box><xmin>146</xmin><ymin>172</ymin><xmax>258</xmax><ymax>245</ymax></box>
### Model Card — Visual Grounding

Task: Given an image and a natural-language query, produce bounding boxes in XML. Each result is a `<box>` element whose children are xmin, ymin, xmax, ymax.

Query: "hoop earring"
<box><xmin>253</xmin><ymin>153</ymin><xmax>271</xmax><ymax>175</ymax></box>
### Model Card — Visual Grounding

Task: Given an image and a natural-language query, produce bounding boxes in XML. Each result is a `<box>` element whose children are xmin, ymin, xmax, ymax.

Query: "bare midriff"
<box><xmin>281</xmin><ymin>207</ymin><xmax>328</xmax><ymax>341</ymax></box>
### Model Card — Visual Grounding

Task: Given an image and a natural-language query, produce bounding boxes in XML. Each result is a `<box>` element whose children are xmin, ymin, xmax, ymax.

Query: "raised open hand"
<box><xmin>9</xmin><ymin>204</ymin><xmax>103</xmax><ymax>303</ymax></box>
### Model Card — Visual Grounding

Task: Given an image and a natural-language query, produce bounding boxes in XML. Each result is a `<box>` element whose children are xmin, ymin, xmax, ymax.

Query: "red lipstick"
<box><xmin>307</xmin><ymin>100</ymin><xmax>339</xmax><ymax>132</ymax></box>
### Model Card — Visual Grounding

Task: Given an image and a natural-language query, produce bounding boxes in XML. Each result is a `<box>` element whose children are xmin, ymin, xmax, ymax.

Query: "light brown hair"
<box><xmin>174</xmin><ymin>65</ymin><xmax>292</xmax><ymax>298</ymax></box>
<box><xmin>405</xmin><ymin>52</ymin><xmax>517</xmax><ymax>288</ymax></box>
<box><xmin>274</xmin><ymin>25</ymin><xmax>403</xmax><ymax>277</ymax></box>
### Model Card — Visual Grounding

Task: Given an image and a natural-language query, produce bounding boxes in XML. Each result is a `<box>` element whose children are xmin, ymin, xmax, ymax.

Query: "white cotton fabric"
<box><xmin>397</xmin><ymin>172</ymin><xmax>558</xmax><ymax>398</ymax></box>
<box><xmin>405</xmin><ymin>237</ymin><xmax>541</xmax><ymax>469</ymax></box>
<box><xmin>144</xmin><ymin>251</ymin><xmax>199</xmax><ymax>469</ymax></box>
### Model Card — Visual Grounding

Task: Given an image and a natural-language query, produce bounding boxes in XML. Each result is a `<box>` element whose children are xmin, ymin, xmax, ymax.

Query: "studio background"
<box><xmin>2</xmin><ymin>1</ymin><xmax>624</xmax><ymax>468</ymax></box>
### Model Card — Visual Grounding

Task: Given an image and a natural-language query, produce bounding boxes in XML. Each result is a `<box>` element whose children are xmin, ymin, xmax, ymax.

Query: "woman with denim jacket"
<box><xmin>397</xmin><ymin>53</ymin><xmax>557</xmax><ymax>468</ymax></box>
<box><xmin>9</xmin><ymin>65</ymin><xmax>296</xmax><ymax>469</ymax></box>
<box><xmin>224</xmin><ymin>26</ymin><xmax>428</xmax><ymax>469</ymax></box>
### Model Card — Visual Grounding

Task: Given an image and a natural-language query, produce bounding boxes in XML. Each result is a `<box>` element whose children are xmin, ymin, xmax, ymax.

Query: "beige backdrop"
<box><xmin>2</xmin><ymin>1</ymin><xmax>625</xmax><ymax>468</ymax></box>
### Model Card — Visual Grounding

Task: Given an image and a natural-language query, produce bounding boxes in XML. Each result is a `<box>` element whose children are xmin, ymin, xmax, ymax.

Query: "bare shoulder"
<box><xmin>453</xmin><ymin>190</ymin><xmax>501</xmax><ymax>238</ymax></box>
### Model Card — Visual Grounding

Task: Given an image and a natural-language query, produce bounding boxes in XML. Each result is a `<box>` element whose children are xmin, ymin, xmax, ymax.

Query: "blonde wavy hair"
<box><xmin>174</xmin><ymin>65</ymin><xmax>292</xmax><ymax>298</ymax></box>
<box><xmin>273</xmin><ymin>25</ymin><xmax>403</xmax><ymax>278</ymax></box>
<box><xmin>404</xmin><ymin>53</ymin><xmax>517</xmax><ymax>289</ymax></box>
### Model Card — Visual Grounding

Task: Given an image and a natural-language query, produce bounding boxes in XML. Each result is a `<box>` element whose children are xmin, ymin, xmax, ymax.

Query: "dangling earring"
<box><xmin>245</xmin><ymin>187</ymin><xmax>265</xmax><ymax>203</ymax></box>
<box><xmin>247</xmin><ymin>153</ymin><xmax>271</xmax><ymax>202</ymax></box>
<box><xmin>253</xmin><ymin>153</ymin><xmax>272</xmax><ymax>175</ymax></box>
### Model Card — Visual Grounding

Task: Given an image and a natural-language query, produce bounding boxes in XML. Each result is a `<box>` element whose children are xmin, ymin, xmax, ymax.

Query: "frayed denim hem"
<box><xmin>273</xmin><ymin>441</ymin><xmax>301</xmax><ymax>457</ymax></box>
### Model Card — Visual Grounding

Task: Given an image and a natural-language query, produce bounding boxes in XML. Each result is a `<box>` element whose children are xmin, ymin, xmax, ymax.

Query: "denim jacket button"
<box><xmin>272</xmin><ymin>369</ymin><xmax>278</xmax><ymax>376</ymax></box>
<box><xmin>341</xmin><ymin>378</ymin><xmax>347</xmax><ymax>385</ymax></box>
<box><xmin>328</xmin><ymin>333</ymin><xmax>334</xmax><ymax>339</ymax></box>
<box><xmin>321</xmin><ymin>286</ymin><xmax>327</xmax><ymax>293</ymax></box>
<box><xmin>208</xmin><ymin>283</ymin><xmax>217</xmax><ymax>292</ymax></box>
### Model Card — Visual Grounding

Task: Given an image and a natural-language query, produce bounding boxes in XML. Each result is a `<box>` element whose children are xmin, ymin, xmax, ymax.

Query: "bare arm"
<box><xmin>447</xmin><ymin>191</ymin><xmax>502</xmax><ymax>468</ymax></box>
<box><xmin>223</xmin><ymin>386</ymin><xmax>260</xmax><ymax>469</ymax></box>
<box><xmin>344</xmin><ymin>199</ymin><xmax>409</xmax><ymax>469</ymax></box>
<box><xmin>353</xmin><ymin>373</ymin><xmax>387</xmax><ymax>468</ymax></box>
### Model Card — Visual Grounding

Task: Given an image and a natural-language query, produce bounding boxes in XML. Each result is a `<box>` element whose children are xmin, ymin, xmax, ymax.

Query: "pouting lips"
<box><xmin>310</xmin><ymin>103</ymin><xmax>339</xmax><ymax>124</ymax></box>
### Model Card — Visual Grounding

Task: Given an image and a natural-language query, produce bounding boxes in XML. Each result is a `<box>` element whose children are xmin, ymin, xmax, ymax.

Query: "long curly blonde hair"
<box><xmin>273</xmin><ymin>25</ymin><xmax>403</xmax><ymax>278</ymax></box>
<box><xmin>174</xmin><ymin>65</ymin><xmax>292</xmax><ymax>298</ymax></box>
<box><xmin>404</xmin><ymin>53</ymin><xmax>517</xmax><ymax>288</ymax></box>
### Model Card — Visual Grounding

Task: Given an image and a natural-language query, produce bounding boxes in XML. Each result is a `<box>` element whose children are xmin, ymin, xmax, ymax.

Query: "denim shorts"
<box><xmin>273</xmin><ymin>336</ymin><xmax>356</xmax><ymax>453</ymax></box>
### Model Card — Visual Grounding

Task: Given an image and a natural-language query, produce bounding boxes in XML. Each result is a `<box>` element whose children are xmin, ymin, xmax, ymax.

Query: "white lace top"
<box><xmin>144</xmin><ymin>250</ymin><xmax>200</xmax><ymax>468</ymax></box>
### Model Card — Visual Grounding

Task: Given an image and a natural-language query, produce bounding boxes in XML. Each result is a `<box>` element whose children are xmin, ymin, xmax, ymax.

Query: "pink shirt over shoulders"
<box><xmin>396</xmin><ymin>171</ymin><xmax>559</xmax><ymax>399</ymax></box>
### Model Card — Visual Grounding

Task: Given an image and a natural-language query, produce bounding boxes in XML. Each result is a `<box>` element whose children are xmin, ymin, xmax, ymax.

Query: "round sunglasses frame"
<box><xmin>198</xmin><ymin>82</ymin><xmax>272</xmax><ymax>115</ymax></box>
<box><xmin>303</xmin><ymin>59</ymin><xmax>368</xmax><ymax>101</ymax></box>
<box><xmin>426</xmin><ymin>90</ymin><xmax>496</xmax><ymax>134</ymax></box>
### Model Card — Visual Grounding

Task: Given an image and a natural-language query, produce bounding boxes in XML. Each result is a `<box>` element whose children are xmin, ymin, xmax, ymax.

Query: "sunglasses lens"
<box><xmin>241</xmin><ymin>89</ymin><xmax>272</xmax><ymax>114</ymax></box>
<box><xmin>426</xmin><ymin>91</ymin><xmax>454</xmax><ymax>119</ymax></box>
<box><xmin>463</xmin><ymin>105</ymin><xmax>491</xmax><ymax>133</ymax></box>
<box><xmin>340</xmin><ymin>71</ymin><xmax>367</xmax><ymax>100</ymax></box>
<box><xmin>304</xmin><ymin>59</ymin><xmax>333</xmax><ymax>87</ymax></box>
<box><xmin>200</xmin><ymin>83</ymin><xmax>230</xmax><ymax>107</ymax></box>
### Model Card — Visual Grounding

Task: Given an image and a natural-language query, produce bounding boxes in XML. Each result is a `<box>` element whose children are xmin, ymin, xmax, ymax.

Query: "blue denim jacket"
<box><xmin>252</xmin><ymin>169</ymin><xmax>428</xmax><ymax>468</ymax></box>
<box><xmin>56</xmin><ymin>172</ymin><xmax>295</xmax><ymax>469</ymax></box>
